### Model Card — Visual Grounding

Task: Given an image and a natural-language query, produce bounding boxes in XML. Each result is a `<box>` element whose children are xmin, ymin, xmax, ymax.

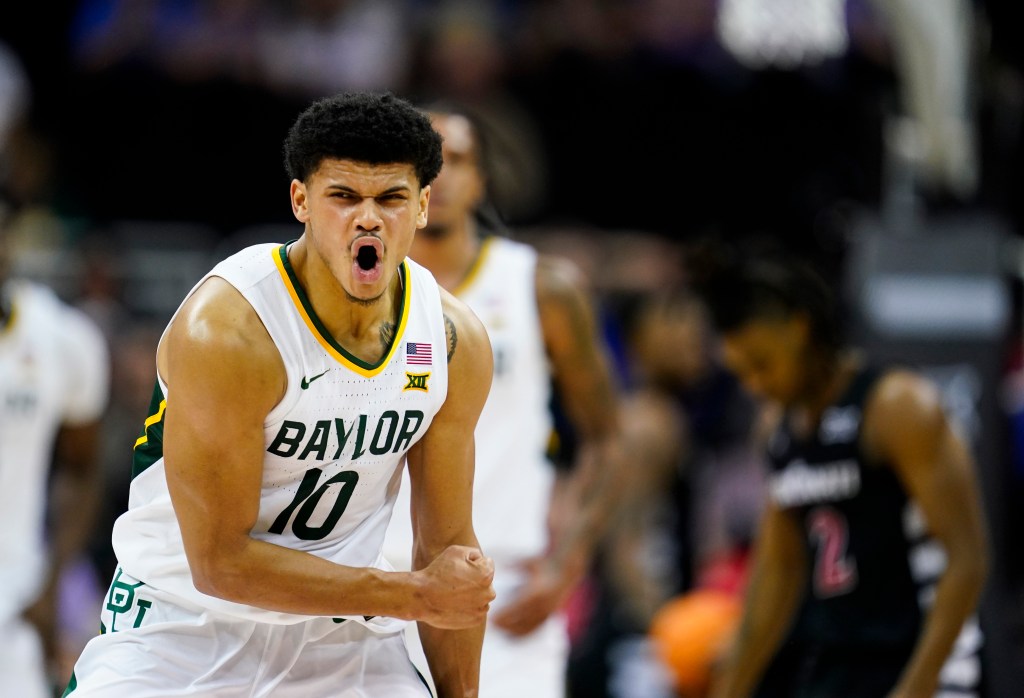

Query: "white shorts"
<box><xmin>64</xmin><ymin>569</ymin><xmax>431</xmax><ymax>698</ymax></box>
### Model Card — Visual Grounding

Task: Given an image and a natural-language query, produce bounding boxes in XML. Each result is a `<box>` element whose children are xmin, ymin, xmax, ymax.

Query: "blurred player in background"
<box><xmin>383</xmin><ymin>103</ymin><xmax>625</xmax><ymax>697</ymax></box>
<box><xmin>691</xmin><ymin>242</ymin><xmax>988</xmax><ymax>698</ymax></box>
<box><xmin>0</xmin><ymin>197</ymin><xmax>110</xmax><ymax>697</ymax></box>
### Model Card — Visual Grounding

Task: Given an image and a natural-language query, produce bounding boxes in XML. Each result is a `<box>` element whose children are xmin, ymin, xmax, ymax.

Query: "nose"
<box><xmin>353</xmin><ymin>198</ymin><xmax>383</xmax><ymax>232</ymax></box>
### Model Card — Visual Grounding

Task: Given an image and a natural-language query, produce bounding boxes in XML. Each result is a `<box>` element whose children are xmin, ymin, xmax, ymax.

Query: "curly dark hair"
<box><xmin>687</xmin><ymin>237</ymin><xmax>843</xmax><ymax>356</ymax></box>
<box><xmin>283</xmin><ymin>92</ymin><xmax>443</xmax><ymax>187</ymax></box>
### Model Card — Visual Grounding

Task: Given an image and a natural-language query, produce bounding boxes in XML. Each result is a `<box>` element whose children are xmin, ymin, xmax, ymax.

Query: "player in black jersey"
<box><xmin>690</xmin><ymin>243</ymin><xmax>989</xmax><ymax>698</ymax></box>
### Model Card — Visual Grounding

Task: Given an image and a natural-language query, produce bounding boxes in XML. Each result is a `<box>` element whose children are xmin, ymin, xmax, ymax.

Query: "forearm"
<box><xmin>48</xmin><ymin>423</ymin><xmax>104</xmax><ymax>589</ymax></box>
<box><xmin>895</xmin><ymin>554</ymin><xmax>987</xmax><ymax>693</ymax></box>
<box><xmin>712</xmin><ymin>564</ymin><xmax>804</xmax><ymax>698</ymax></box>
<box><xmin>191</xmin><ymin>536</ymin><xmax>421</xmax><ymax>620</ymax></box>
<box><xmin>547</xmin><ymin>437</ymin><xmax>624</xmax><ymax>577</ymax></box>
<box><xmin>47</xmin><ymin>467</ymin><xmax>101</xmax><ymax>587</ymax></box>
<box><xmin>419</xmin><ymin>622</ymin><xmax>486</xmax><ymax>698</ymax></box>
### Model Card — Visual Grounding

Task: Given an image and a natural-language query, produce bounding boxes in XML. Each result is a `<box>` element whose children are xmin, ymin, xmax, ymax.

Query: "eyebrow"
<box><xmin>326</xmin><ymin>184</ymin><xmax>411</xmax><ymax>196</ymax></box>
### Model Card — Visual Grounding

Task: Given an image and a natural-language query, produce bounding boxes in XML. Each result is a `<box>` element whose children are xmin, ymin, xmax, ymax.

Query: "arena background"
<box><xmin>2</xmin><ymin>1</ymin><xmax>1023</xmax><ymax>695</ymax></box>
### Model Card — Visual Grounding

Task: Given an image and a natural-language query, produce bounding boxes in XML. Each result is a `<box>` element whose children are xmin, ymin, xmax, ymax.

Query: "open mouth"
<box><xmin>351</xmin><ymin>236</ymin><xmax>384</xmax><ymax>283</ymax></box>
<box><xmin>356</xmin><ymin>244</ymin><xmax>379</xmax><ymax>270</ymax></box>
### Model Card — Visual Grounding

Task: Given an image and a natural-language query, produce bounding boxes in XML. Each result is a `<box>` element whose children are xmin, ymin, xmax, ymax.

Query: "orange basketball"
<box><xmin>649</xmin><ymin>589</ymin><xmax>743</xmax><ymax>697</ymax></box>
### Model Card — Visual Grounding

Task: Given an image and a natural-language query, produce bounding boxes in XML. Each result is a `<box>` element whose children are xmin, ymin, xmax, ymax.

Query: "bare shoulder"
<box><xmin>535</xmin><ymin>253</ymin><xmax>590</xmax><ymax>306</ymax></box>
<box><xmin>863</xmin><ymin>368</ymin><xmax>948</xmax><ymax>460</ymax></box>
<box><xmin>436</xmin><ymin>287</ymin><xmax>493</xmax><ymax>417</ymax></box>
<box><xmin>867</xmin><ymin>368</ymin><xmax>945</xmax><ymax>426</ymax></box>
<box><xmin>160</xmin><ymin>276</ymin><xmax>285</xmax><ymax>404</ymax></box>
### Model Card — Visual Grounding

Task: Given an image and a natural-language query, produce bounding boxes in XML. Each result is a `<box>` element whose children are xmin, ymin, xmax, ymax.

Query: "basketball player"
<box><xmin>64</xmin><ymin>92</ymin><xmax>496</xmax><ymax>697</ymax></box>
<box><xmin>383</xmin><ymin>104</ymin><xmax>624</xmax><ymax>697</ymax></box>
<box><xmin>692</xmin><ymin>244</ymin><xmax>989</xmax><ymax>697</ymax></box>
<box><xmin>0</xmin><ymin>200</ymin><xmax>110</xmax><ymax>697</ymax></box>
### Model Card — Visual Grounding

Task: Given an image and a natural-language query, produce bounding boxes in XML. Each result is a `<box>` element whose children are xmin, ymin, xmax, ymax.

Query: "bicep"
<box><xmin>161</xmin><ymin>281</ymin><xmax>284</xmax><ymax>565</ymax></box>
<box><xmin>870</xmin><ymin>374</ymin><xmax>987</xmax><ymax>555</ymax></box>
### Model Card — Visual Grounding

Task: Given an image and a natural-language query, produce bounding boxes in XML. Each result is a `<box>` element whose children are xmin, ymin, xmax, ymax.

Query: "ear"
<box><xmin>416</xmin><ymin>185</ymin><xmax>431</xmax><ymax>229</ymax></box>
<box><xmin>290</xmin><ymin>180</ymin><xmax>309</xmax><ymax>222</ymax></box>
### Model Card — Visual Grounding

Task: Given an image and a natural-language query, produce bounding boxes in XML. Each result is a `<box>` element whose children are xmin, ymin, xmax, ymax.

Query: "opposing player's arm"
<box><xmin>407</xmin><ymin>288</ymin><xmax>495</xmax><ymax>698</ymax></box>
<box><xmin>864</xmin><ymin>370</ymin><xmax>989</xmax><ymax>697</ymax></box>
<box><xmin>710</xmin><ymin>495</ymin><xmax>807</xmax><ymax>698</ymax></box>
<box><xmin>492</xmin><ymin>254</ymin><xmax>625</xmax><ymax>635</ymax></box>
<box><xmin>161</xmin><ymin>277</ymin><xmax>490</xmax><ymax>624</ymax></box>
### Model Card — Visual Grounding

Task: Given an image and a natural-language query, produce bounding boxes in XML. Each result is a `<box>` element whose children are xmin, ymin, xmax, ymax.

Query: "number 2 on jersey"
<box><xmin>808</xmin><ymin>505</ymin><xmax>858</xmax><ymax>597</ymax></box>
<box><xmin>270</xmin><ymin>466</ymin><xmax>359</xmax><ymax>540</ymax></box>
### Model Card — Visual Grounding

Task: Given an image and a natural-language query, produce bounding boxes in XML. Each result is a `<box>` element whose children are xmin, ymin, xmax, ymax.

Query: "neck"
<box><xmin>411</xmin><ymin>214</ymin><xmax>481</xmax><ymax>292</ymax></box>
<box><xmin>796</xmin><ymin>348</ymin><xmax>858</xmax><ymax>417</ymax></box>
<box><xmin>289</xmin><ymin>238</ymin><xmax>399</xmax><ymax>343</ymax></box>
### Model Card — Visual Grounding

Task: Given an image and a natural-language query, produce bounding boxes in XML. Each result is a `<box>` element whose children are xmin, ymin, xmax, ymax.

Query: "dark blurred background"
<box><xmin>2</xmin><ymin>1</ymin><xmax>1023</xmax><ymax>696</ymax></box>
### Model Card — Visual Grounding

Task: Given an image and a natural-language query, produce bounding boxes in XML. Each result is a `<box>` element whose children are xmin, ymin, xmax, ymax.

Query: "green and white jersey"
<box><xmin>112</xmin><ymin>243</ymin><xmax>448</xmax><ymax>627</ymax></box>
<box><xmin>385</xmin><ymin>236</ymin><xmax>552</xmax><ymax>571</ymax></box>
<box><xmin>0</xmin><ymin>281</ymin><xmax>109</xmax><ymax>623</ymax></box>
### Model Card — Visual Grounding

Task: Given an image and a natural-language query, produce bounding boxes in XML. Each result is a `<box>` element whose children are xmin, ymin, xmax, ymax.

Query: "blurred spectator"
<box><xmin>865</xmin><ymin>0</ymin><xmax>979</xmax><ymax>214</ymax></box>
<box><xmin>627</xmin><ymin>289</ymin><xmax>764</xmax><ymax>576</ymax></box>
<box><xmin>257</xmin><ymin>0</ymin><xmax>414</xmax><ymax>98</ymax></box>
<box><xmin>565</xmin><ymin>286</ymin><xmax>765</xmax><ymax>698</ymax></box>
<box><xmin>409</xmin><ymin>0</ymin><xmax>549</xmax><ymax>223</ymax></box>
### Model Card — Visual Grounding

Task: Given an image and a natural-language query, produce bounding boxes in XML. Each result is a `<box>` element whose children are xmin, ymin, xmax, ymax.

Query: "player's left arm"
<box><xmin>409</xmin><ymin>289</ymin><xmax>495</xmax><ymax>698</ymax></box>
<box><xmin>24</xmin><ymin>306</ymin><xmax>110</xmax><ymax>681</ymax></box>
<box><xmin>492</xmin><ymin>254</ymin><xmax>626</xmax><ymax>636</ymax></box>
<box><xmin>864</xmin><ymin>369</ymin><xmax>989</xmax><ymax>698</ymax></box>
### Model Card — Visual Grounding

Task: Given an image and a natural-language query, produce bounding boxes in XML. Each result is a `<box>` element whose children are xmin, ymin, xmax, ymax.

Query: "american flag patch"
<box><xmin>406</xmin><ymin>342</ymin><xmax>432</xmax><ymax>365</ymax></box>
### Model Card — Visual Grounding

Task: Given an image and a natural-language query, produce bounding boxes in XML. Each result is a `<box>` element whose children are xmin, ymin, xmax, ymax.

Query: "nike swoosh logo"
<box><xmin>300</xmin><ymin>369</ymin><xmax>330</xmax><ymax>390</ymax></box>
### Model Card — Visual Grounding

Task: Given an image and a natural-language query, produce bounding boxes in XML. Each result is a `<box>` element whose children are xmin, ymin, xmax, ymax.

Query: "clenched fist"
<box><xmin>413</xmin><ymin>546</ymin><xmax>496</xmax><ymax>629</ymax></box>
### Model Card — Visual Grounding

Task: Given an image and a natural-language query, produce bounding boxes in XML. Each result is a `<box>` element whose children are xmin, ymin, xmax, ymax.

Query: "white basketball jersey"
<box><xmin>112</xmin><ymin>243</ymin><xmax>448</xmax><ymax>627</ymax></box>
<box><xmin>0</xmin><ymin>281</ymin><xmax>109</xmax><ymax>623</ymax></box>
<box><xmin>385</xmin><ymin>236</ymin><xmax>553</xmax><ymax>570</ymax></box>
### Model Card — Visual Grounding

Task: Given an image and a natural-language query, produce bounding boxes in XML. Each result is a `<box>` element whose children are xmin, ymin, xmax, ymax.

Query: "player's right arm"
<box><xmin>160</xmin><ymin>277</ymin><xmax>491</xmax><ymax>626</ymax></box>
<box><xmin>709</xmin><ymin>497</ymin><xmax>807</xmax><ymax>698</ymax></box>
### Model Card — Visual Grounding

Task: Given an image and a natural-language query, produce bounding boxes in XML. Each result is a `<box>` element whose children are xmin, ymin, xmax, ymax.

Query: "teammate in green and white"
<box><xmin>383</xmin><ymin>105</ymin><xmax>625</xmax><ymax>697</ymax></box>
<box><xmin>65</xmin><ymin>92</ymin><xmax>496</xmax><ymax>697</ymax></box>
<box><xmin>0</xmin><ymin>200</ymin><xmax>110</xmax><ymax>698</ymax></box>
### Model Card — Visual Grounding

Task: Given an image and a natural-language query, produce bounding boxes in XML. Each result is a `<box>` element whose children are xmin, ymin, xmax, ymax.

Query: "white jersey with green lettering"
<box><xmin>0</xmin><ymin>280</ymin><xmax>109</xmax><ymax>620</ymax></box>
<box><xmin>111</xmin><ymin>242</ymin><xmax>448</xmax><ymax>628</ymax></box>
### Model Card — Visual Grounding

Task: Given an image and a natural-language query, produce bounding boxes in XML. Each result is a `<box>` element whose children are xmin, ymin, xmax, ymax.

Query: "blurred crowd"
<box><xmin>1</xmin><ymin>1</ymin><xmax>1024</xmax><ymax>696</ymax></box>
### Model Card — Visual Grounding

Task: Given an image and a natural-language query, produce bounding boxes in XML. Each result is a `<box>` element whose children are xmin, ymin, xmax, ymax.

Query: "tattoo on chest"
<box><xmin>444</xmin><ymin>314</ymin><xmax>457</xmax><ymax>363</ymax></box>
<box><xmin>380</xmin><ymin>321</ymin><xmax>395</xmax><ymax>351</ymax></box>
